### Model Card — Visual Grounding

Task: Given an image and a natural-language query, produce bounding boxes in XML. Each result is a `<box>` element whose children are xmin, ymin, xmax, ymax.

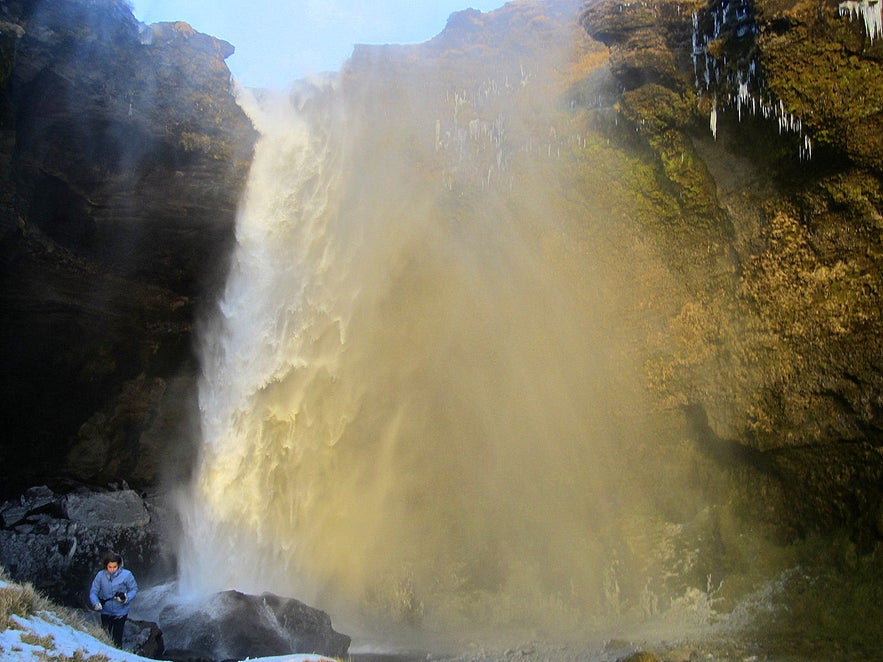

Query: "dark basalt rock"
<box><xmin>0</xmin><ymin>486</ymin><xmax>177</xmax><ymax>608</ymax></box>
<box><xmin>0</xmin><ymin>0</ymin><xmax>257</xmax><ymax>495</ymax></box>
<box><xmin>158</xmin><ymin>590</ymin><xmax>351</xmax><ymax>660</ymax></box>
<box><xmin>126</xmin><ymin>617</ymin><xmax>166</xmax><ymax>659</ymax></box>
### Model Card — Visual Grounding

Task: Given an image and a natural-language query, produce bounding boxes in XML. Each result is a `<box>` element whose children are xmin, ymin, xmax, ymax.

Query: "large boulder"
<box><xmin>157</xmin><ymin>590</ymin><xmax>351</xmax><ymax>660</ymax></box>
<box><xmin>61</xmin><ymin>489</ymin><xmax>151</xmax><ymax>528</ymax></box>
<box><xmin>125</xmin><ymin>618</ymin><xmax>165</xmax><ymax>659</ymax></box>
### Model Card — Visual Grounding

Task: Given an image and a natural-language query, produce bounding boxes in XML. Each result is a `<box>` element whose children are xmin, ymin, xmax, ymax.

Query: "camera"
<box><xmin>114</xmin><ymin>591</ymin><xmax>127</xmax><ymax>602</ymax></box>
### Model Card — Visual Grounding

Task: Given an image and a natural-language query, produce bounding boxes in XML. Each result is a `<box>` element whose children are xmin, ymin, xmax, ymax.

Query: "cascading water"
<box><xmin>173</xmin><ymin>10</ymin><xmax>780</xmax><ymax>652</ymax></box>
<box><xmin>181</xmin><ymin>81</ymin><xmax>632</xmax><ymax>633</ymax></box>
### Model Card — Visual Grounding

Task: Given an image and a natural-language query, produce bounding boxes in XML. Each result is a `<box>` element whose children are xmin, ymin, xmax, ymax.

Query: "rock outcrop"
<box><xmin>0</xmin><ymin>486</ymin><xmax>177</xmax><ymax>607</ymax></box>
<box><xmin>581</xmin><ymin>0</ymin><xmax>883</xmax><ymax>543</ymax></box>
<box><xmin>0</xmin><ymin>0</ymin><xmax>257</xmax><ymax>495</ymax></box>
<box><xmin>157</xmin><ymin>590</ymin><xmax>351</xmax><ymax>660</ymax></box>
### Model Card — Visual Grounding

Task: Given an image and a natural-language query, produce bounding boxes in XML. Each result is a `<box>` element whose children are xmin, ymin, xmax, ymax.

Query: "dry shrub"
<box><xmin>30</xmin><ymin>650</ymin><xmax>111</xmax><ymax>662</ymax></box>
<box><xmin>20</xmin><ymin>631</ymin><xmax>55</xmax><ymax>649</ymax></box>
<box><xmin>0</xmin><ymin>578</ymin><xmax>43</xmax><ymax>630</ymax></box>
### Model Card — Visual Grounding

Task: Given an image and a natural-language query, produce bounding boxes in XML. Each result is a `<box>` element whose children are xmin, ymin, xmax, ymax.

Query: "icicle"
<box><xmin>737</xmin><ymin>81</ymin><xmax>749</xmax><ymax>121</ymax></box>
<box><xmin>800</xmin><ymin>135</ymin><xmax>813</xmax><ymax>161</ymax></box>
<box><xmin>839</xmin><ymin>0</ymin><xmax>883</xmax><ymax>41</ymax></box>
<box><xmin>710</xmin><ymin>98</ymin><xmax>718</xmax><ymax>139</ymax></box>
<box><xmin>691</xmin><ymin>11</ymin><xmax>703</xmax><ymax>85</ymax></box>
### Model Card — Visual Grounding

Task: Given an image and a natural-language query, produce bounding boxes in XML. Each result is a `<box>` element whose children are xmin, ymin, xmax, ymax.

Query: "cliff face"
<box><xmin>0</xmin><ymin>0</ymin><xmax>256</xmax><ymax>495</ymax></box>
<box><xmin>581</xmin><ymin>0</ymin><xmax>883</xmax><ymax>541</ymax></box>
<box><xmin>1</xmin><ymin>0</ymin><xmax>880</xmax><ymax>556</ymax></box>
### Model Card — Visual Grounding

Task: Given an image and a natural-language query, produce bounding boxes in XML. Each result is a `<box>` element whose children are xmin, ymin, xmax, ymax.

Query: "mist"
<box><xmin>173</xmin><ymin>2</ymin><xmax>720</xmax><ymax>649</ymax></box>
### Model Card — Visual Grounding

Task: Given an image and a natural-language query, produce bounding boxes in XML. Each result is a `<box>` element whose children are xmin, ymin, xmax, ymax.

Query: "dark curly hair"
<box><xmin>100</xmin><ymin>550</ymin><xmax>123</xmax><ymax>569</ymax></box>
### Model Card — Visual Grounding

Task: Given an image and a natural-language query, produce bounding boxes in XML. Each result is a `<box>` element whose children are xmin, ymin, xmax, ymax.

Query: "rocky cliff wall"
<box><xmin>0</xmin><ymin>0</ymin><xmax>256</xmax><ymax>495</ymax></box>
<box><xmin>581</xmin><ymin>0</ymin><xmax>883</xmax><ymax>544</ymax></box>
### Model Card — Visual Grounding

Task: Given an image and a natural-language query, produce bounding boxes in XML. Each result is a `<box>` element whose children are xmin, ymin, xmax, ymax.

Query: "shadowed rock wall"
<box><xmin>0</xmin><ymin>0</ymin><xmax>257</xmax><ymax>495</ymax></box>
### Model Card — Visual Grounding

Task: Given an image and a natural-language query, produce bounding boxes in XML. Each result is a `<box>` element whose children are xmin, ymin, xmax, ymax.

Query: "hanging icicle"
<box><xmin>710</xmin><ymin>98</ymin><xmax>719</xmax><ymax>139</ymax></box>
<box><xmin>839</xmin><ymin>0</ymin><xmax>883</xmax><ymax>41</ymax></box>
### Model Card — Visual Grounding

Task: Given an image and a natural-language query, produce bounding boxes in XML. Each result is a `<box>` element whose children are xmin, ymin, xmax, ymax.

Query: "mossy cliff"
<box><xmin>582</xmin><ymin>0</ymin><xmax>883</xmax><ymax>544</ymax></box>
<box><xmin>0</xmin><ymin>0</ymin><xmax>256</xmax><ymax>494</ymax></box>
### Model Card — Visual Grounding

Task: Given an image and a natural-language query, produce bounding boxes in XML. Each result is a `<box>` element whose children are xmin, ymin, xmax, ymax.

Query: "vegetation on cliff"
<box><xmin>573</xmin><ymin>0</ymin><xmax>883</xmax><ymax>652</ymax></box>
<box><xmin>581</xmin><ymin>0</ymin><xmax>883</xmax><ymax>547</ymax></box>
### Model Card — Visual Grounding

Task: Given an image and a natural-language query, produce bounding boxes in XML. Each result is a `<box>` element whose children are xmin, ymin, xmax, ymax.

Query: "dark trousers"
<box><xmin>100</xmin><ymin>613</ymin><xmax>127</xmax><ymax>648</ymax></box>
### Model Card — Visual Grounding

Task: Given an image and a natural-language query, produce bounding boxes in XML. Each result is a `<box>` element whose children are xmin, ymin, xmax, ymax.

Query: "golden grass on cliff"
<box><xmin>0</xmin><ymin>569</ymin><xmax>42</xmax><ymax>631</ymax></box>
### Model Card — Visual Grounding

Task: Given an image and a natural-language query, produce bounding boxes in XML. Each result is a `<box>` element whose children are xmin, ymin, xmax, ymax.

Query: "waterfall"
<box><xmin>174</xmin><ymin>58</ymin><xmax>731</xmax><ymax>648</ymax></box>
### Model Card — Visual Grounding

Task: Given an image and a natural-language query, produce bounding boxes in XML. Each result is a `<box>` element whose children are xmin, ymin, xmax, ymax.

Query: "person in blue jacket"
<box><xmin>89</xmin><ymin>550</ymin><xmax>138</xmax><ymax>648</ymax></box>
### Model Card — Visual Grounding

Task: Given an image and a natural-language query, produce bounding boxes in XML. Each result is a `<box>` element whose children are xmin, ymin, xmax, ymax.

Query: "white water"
<box><xmin>175</xmin><ymin>57</ymin><xmax>732</xmax><ymax>649</ymax></box>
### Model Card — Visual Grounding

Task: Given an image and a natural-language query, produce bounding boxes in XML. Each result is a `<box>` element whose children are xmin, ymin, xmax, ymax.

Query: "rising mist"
<box><xmin>174</xmin><ymin>2</ymin><xmax>738</xmax><ymax>649</ymax></box>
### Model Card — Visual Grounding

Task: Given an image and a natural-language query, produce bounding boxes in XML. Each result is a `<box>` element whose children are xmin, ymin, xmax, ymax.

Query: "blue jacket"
<box><xmin>89</xmin><ymin>567</ymin><xmax>138</xmax><ymax>617</ymax></box>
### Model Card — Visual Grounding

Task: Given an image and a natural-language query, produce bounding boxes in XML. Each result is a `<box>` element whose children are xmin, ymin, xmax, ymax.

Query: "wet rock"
<box><xmin>126</xmin><ymin>618</ymin><xmax>165</xmax><ymax>659</ymax></box>
<box><xmin>158</xmin><ymin>589</ymin><xmax>351</xmax><ymax>660</ymax></box>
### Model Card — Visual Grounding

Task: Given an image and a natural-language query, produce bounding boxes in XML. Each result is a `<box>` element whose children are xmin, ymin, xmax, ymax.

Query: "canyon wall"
<box><xmin>0</xmin><ymin>0</ymin><xmax>256</xmax><ymax>495</ymax></box>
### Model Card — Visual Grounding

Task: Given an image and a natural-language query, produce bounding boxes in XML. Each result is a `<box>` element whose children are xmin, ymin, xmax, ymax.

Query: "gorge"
<box><xmin>1</xmin><ymin>0</ymin><xmax>882</xmax><ymax>660</ymax></box>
